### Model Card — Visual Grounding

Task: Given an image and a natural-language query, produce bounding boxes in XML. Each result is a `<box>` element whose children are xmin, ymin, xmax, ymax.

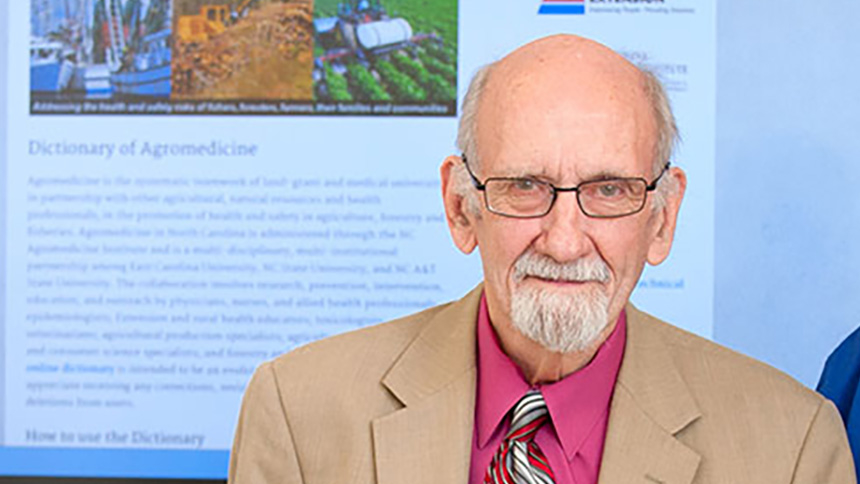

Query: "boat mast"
<box><xmin>39</xmin><ymin>0</ymin><xmax>52</xmax><ymax>38</ymax></box>
<box><xmin>79</xmin><ymin>0</ymin><xmax>90</xmax><ymax>63</ymax></box>
<box><xmin>103</xmin><ymin>0</ymin><xmax>126</xmax><ymax>71</ymax></box>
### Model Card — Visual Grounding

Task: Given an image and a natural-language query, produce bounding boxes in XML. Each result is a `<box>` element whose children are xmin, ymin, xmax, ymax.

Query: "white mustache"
<box><xmin>513</xmin><ymin>250</ymin><xmax>610</xmax><ymax>283</ymax></box>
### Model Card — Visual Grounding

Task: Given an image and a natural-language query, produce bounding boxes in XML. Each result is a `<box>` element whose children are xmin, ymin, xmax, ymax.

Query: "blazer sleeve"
<box><xmin>228</xmin><ymin>361</ymin><xmax>304</xmax><ymax>484</ymax></box>
<box><xmin>791</xmin><ymin>398</ymin><xmax>856</xmax><ymax>484</ymax></box>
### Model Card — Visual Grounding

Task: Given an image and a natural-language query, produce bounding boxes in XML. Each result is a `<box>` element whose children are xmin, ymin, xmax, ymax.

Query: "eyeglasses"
<box><xmin>462</xmin><ymin>155</ymin><xmax>669</xmax><ymax>219</ymax></box>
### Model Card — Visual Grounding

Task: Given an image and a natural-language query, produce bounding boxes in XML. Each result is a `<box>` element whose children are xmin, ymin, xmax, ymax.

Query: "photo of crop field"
<box><xmin>312</xmin><ymin>0</ymin><xmax>458</xmax><ymax>107</ymax></box>
<box><xmin>172</xmin><ymin>0</ymin><xmax>315</xmax><ymax>100</ymax></box>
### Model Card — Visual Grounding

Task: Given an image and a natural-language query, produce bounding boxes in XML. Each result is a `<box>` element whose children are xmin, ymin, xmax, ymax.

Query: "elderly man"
<box><xmin>228</xmin><ymin>35</ymin><xmax>854</xmax><ymax>484</ymax></box>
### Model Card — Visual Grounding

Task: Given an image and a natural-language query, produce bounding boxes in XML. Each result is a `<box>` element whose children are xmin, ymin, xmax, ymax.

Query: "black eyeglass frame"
<box><xmin>462</xmin><ymin>154</ymin><xmax>671</xmax><ymax>219</ymax></box>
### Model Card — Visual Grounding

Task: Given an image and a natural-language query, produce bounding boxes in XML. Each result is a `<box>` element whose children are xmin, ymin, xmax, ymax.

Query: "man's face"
<box><xmin>471</xmin><ymin>117</ymin><xmax>664</xmax><ymax>349</ymax></box>
<box><xmin>442</xmin><ymin>38</ymin><xmax>684</xmax><ymax>352</ymax></box>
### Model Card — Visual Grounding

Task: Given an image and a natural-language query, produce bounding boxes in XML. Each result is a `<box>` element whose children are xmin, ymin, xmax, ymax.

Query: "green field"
<box><xmin>383</xmin><ymin>0</ymin><xmax>457</xmax><ymax>53</ymax></box>
<box><xmin>312</xmin><ymin>0</ymin><xmax>458</xmax><ymax>106</ymax></box>
<box><xmin>313</xmin><ymin>0</ymin><xmax>457</xmax><ymax>50</ymax></box>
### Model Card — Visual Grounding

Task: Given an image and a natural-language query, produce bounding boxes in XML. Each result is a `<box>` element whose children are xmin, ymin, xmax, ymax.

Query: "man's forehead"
<box><xmin>474</xmin><ymin>91</ymin><xmax>654</xmax><ymax>180</ymax></box>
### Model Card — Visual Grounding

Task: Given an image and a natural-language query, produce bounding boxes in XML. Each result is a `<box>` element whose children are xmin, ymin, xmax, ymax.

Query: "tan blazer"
<box><xmin>228</xmin><ymin>286</ymin><xmax>855</xmax><ymax>484</ymax></box>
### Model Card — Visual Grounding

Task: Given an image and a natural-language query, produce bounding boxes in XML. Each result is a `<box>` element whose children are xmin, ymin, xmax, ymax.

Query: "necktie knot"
<box><xmin>506</xmin><ymin>389</ymin><xmax>549</xmax><ymax>443</ymax></box>
<box><xmin>484</xmin><ymin>389</ymin><xmax>556</xmax><ymax>484</ymax></box>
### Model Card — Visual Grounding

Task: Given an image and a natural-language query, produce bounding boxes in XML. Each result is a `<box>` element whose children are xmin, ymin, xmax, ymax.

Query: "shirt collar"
<box><xmin>474</xmin><ymin>292</ymin><xmax>627</xmax><ymax>460</ymax></box>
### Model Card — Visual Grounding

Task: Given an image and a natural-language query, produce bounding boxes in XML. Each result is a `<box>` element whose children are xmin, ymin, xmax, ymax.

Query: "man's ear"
<box><xmin>647</xmin><ymin>167</ymin><xmax>687</xmax><ymax>265</ymax></box>
<box><xmin>440</xmin><ymin>155</ymin><xmax>478</xmax><ymax>254</ymax></box>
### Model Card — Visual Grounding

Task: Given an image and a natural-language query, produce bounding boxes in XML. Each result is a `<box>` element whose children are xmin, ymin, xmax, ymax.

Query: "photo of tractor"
<box><xmin>312</xmin><ymin>0</ymin><xmax>457</xmax><ymax>105</ymax></box>
<box><xmin>172</xmin><ymin>0</ymin><xmax>314</xmax><ymax>100</ymax></box>
<box><xmin>176</xmin><ymin>1</ymin><xmax>258</xmax><ymax>44</ymax></box>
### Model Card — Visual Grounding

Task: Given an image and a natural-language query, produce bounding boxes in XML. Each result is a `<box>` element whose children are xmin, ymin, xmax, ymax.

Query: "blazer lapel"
<box><xmin>372</xmin><ymin>287</ymin><xmax>482</xmax><ymax>484</ymax></box>
<box><xmin>598</xmin><ymin>305</ymin><xmax>703</xmax><ymax>484</ymax></box>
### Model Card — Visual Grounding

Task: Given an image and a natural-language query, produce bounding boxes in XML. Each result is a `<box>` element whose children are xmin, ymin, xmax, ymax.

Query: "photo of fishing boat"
<box><xmin>30</xmin><ymin>0</ymin><xmax>172</xmax><ymax>102</ymax></box>
<box><xmin>30</xmin><ymin>37</ymin><xmax>75</xmax><ymax>93</ymax></box>
<box><xmin>111</xmin><ymin>27</ymin><xmax>171</xmax><ymax>96</ymax></box>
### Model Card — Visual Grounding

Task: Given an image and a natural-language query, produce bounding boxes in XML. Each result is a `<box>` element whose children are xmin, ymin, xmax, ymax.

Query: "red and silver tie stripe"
<box><xmin>484</xmin><ymin>390</ymin><xmax>556</xmax><ymax>484</ymax></box>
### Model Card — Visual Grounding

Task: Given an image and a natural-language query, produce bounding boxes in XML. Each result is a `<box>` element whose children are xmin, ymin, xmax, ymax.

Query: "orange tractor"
<box><xmin>177</xmin><ymin>0</ymin><xmax>257</xmax><ymax>44</ymax></box>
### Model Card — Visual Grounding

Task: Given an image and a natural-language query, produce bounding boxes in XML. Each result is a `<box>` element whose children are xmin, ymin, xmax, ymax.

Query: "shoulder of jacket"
<box><xmin>630</xmin><ymin>306</ymin><xmax>823</xmax><ymax>409</ymax></box>
<box><xmin>267</xmin><ymin>300</ymin><xmax>453</xmax><ymax>383</ymax></box>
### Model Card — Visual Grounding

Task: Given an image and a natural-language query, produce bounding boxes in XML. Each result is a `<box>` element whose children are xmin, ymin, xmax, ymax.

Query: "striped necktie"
<box><xmin>484</xmin><ymin>389</ymin><xmax>556</xmax><ymax>484</ymax></box>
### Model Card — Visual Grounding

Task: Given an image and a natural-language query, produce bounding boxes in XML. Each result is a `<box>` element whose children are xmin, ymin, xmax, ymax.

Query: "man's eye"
<box><xmin>512</xmin><ymin>179</ymin><xmax>538</xmax><ymax>192</ymax></box>
<box><xmin>597</xmin><ymin>183</ymin><xmax>623</xmax><ymax>198</ymax></box>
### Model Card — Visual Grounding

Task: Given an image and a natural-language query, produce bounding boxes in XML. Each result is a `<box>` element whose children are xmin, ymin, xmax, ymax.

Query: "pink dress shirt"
<box><xmin>469</xmin><ymin>294</ymin><xmax>627</xmax><ymax>484</ymax></box>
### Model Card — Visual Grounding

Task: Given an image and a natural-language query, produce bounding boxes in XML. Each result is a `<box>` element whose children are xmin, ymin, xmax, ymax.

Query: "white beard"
<box><xmin>510</xmin><ymin>250</ymin><xmax>611</xmax><ymax>353</ymax></box>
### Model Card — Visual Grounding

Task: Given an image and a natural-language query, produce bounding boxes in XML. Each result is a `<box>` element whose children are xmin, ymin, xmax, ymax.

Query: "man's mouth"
<box><xmin>522</xmin><ymin>274</ymin><xmax>602</xmax><ymax>287</ymax></box>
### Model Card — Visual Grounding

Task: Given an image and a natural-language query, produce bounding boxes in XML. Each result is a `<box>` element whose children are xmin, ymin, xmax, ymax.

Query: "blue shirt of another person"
<box><xmin>818</xmin><ymin>326</ymin><xmax>860</xmax><ymax>481</ymax></box>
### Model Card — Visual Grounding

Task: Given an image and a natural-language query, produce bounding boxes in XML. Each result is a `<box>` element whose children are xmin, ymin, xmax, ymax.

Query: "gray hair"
<box><xmin>452</xmin><ymin>61</ymin><xmax>679</xmax><ymax>213</ymax></box>
<box><xmin>452</xmin><ymin>63</ymin><xmax>496</xmax><ymax>215</ymax></box>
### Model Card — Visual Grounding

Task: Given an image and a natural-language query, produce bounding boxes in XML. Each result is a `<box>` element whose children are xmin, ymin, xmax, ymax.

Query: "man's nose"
<box><xmin>535</xmin><ymin>192</ymin><xmax>594</xmax><ymax>262</ymax></box>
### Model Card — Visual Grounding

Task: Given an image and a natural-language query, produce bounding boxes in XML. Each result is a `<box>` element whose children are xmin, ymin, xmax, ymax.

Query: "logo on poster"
<box><xmin>538</xmin><ymin>0</ymin><xmax>586</xmax><ymax>15</ymax></box>
<box><xmin>539</xmin><ymin>0</ymin><xmax>683</xmax><ymax>15</ymax></box>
